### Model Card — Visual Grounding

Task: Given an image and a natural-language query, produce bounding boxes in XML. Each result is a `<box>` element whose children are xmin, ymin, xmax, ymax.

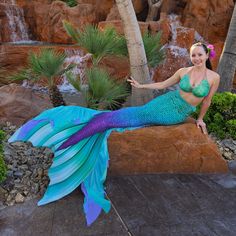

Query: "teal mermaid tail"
<box><xmin>8</xmin><ymin>106</ymin><xmax>113</xmax><ymax>225</ymax></box>
<box><xmin>8</xmin><ymin>90</ymin><xmax>196</xmax><ymax>225</ymax></box>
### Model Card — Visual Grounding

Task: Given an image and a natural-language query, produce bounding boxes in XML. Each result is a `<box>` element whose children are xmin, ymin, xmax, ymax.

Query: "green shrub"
<box><xmin>193</xmin><ymin>92</ymin><xmax>236</xmax><ymax>139</ymax></box>
<box><xmin>0</xmin><ymin>130</ymin><xmax>7</xmax><ymax>183</ymax></box>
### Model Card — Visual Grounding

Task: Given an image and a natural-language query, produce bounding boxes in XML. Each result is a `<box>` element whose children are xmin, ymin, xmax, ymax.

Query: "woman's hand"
<box><xmin>196</xmin><ymin>119</ymin><xmax>208</xmax><ymax>135</ymax></box>
<box><xmin>127</xmin><ymin>76</ymin><xmax>143</xmax><ymax>89</ymax></box>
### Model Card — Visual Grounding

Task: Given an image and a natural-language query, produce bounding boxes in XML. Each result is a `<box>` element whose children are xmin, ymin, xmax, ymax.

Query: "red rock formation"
<box><xmin>34</xmin><ymin>1</ymin><xmax>97</xmax><ymax>44</ymax></box>
<box><xmin>108</xmin><ymin>123</ymin><xmax>228</xmax><ymax>175</ymax></box>
<box><xmin>98</xmin><ymin>20</ymin><xmax>149</xmax><ymax>35</ymax></box>
<box><xmin>153</xmin><ymin>48</ymin><xmax>190</xmax><ymax>83</ymax></box>
<box><xmin>0</xmin><ymin>83</ymin><xmax>52</xmax><ymax>126</ymax></box>
<box><xmin>182</xmin><ymin>0</ymin><xmax>234</xmax><ymax>43</ymax></box>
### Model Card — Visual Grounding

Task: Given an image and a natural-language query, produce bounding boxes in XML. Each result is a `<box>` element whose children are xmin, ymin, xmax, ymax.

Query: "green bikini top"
<box><xmin>179</xmin><ymin>73</ymin><xmax>210</xmax><ymax>98</ymax></box>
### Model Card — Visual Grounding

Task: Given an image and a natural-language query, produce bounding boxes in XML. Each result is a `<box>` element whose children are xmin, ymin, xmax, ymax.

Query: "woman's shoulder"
<box><xmin>207</xmin><ymin>69</ymin><xmax>220</xmax><ymax>81</ymax></box>
<box><xmin>177</xmin><ymin>66</ymin><xmax>193</xmax><ymax>77</ymax></box>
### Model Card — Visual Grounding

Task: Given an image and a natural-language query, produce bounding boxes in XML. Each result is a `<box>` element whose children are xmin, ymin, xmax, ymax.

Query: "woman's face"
<box><xmin>190</xmin><ymin>46</ymin><xmax>208</xmax><ymax>68</ymax></box>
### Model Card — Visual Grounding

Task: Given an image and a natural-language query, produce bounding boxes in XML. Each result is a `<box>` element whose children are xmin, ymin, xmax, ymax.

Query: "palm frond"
<box><xmin>8</xmin><ymin>68</ymin><xmax>38</xmax><ymax>82</ymax></box>
<box><xmin>85</xmin><ymin>67</ymin><xmax>130</xmax><ymax>110</ymax></box>
<box><xmin>143</xmin><ymin>31</ymin><xmax>165</xmax><ymax>68</ymax></box>
<box><xmin>65</xmin><ymin>71</ymin><xmax>81</xmax><ymax>92</ymax></box>
<box><xmin>63</xmin><ymin>20</ymin><xmax>80</xmax><ymax>42</ymax></box>
<box><xmin>63</xmin><ymin>23</ymin><xmax>128</xmax><ymax>64</ymax></box>
<box><xmin>29</xmin><ymin>48</ymin><xmax>66</xmax><ymax>85</ymax></box>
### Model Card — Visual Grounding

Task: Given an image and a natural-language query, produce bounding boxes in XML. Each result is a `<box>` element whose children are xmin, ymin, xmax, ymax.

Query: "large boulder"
<box><xmin>108</xmin><ymin>123</ymin><xmax>228</xmax><ymax>175</ymax></box>
<box><xmin>14</xmin><ymin>1</ymin><xmax>97</xmax><ymax>43</ymax></box>
<box><xmin>182</xmin><ymin>0</ymin><xmax>234</xmax><ymax>43</ymax></box>
<box><xmin>34</xmin><ymin>1</ymin><xmax>97</xmax><ymax>44</ymax></box>
<box><xmin>0</xmin><ymin>84</ymin><xmax>52</xmax><ymax>126</ymax></box>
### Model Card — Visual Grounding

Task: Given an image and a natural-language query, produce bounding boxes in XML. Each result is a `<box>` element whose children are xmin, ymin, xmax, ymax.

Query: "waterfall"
<box><xmin>58</xmin><ymin>49</ymin><xmax>91</xmax><ymax>93</ymax></box>
<box><xmin>167</xmin><ymin>14</ymin><xmax>189</xmax><ymax>58</ymax></box>
<box><xmin>1</xmin><ymin>0</ymin><xmax>29</xmax><ymax>42</ymax></box>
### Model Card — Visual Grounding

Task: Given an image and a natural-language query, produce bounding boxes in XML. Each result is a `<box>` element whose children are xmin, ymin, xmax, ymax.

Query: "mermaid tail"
<box><xmin>8</xmin><ymin>106</ymin><xmax>114</xmax><ymax>225</ymax></box>
<box><xmin>58</xmin><ymin>90</ymin><xmax>196</xmax><ymax>151</ymax></box>
<box><xmin>8</xmin><ymin>90</ymin><xmax>196</xmax><ymax>225</ymax></box>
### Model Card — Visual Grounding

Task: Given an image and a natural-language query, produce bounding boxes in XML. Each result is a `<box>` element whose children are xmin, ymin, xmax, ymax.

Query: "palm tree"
<box><xmin>10</xmin><ymin>48</ymin><xmax>72</xmax><ymax>107</ymax></box>
<box><xmin>217</xmin><ymin>3</ymin><xmax>236</xmax><ymax>92</ymax></box>
<box><xmin>29</xmin><ymin>48</ymin><xmax>72</xmax><ymax>107</ymax></box>
<box><xmin>63</xmin><ymin>22</ymin><xmax>128</xmax><ymax>66</ymax></box>
<box><xmin>66</xmin><ymin>67</ymin><xmax>130</xmax><ymax>110</ymax></box>
<box><xmin>115</xmin><ymin>0</ymin><xmax>154</xmax><ymax>106</ymax></box>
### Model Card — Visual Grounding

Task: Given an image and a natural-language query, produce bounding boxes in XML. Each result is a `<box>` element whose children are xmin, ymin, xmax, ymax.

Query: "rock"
<box><xmin>98</xmin><ymin>20</ymin><xmax>150</xmax><ymax>35</ymax></box>
<box><xmin>223</xmin><ymin>152</ymin><xmax>233</xmax><ymax>160</ymax></box>
<box><xmin>175</xmin><ymin>27</ymin><xmax>195</xmax><ymax>49</ymax></box>
<box><xmin>222</xmin><ymin>139</ymin><xmax>236</xmax><ymax>151</ymax></box>
<box><xmin>15</xmin><ymin>193</ymin><xmax>25</xmax><ymax>203</ymax></box>
<box><xmin>148</xmin><ymin>15</ymin><xmax>172</xmax><ymax>45</ymax></box>
<box><xmin>106</xmin><ymin>5</ymin><xmax>121</xmax><ymax>21</ymax></box>
<box><xmin>0</xmin><ymin>83</ymin><xmax>52</xmax><ymax>126</ymax></box>
<box><xmin>108</xmin><ymin>123</ymin><xmax>228</xmax><ymax>175</ymax></box>
<box><xmin>182</xmin><ymin>0</ymin><xmax>234</xmax><ymax>43</ymax></box>
<box><xmin>14</xmin><ymin>170</ymin><xmax>24</xmax><ymax>178</ymax></box>
<box><xmin>153</xmin><ymin>47</ymin><xmax>190</xmax><ymax>83</ymax></box>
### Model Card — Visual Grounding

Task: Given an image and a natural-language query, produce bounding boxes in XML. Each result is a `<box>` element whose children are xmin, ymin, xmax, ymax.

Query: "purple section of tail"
<box><xmin>57</xmin><ymin>112</ymin><xmax>116</xmax><ymax>150</ymax></box>
<box><xmin>56</xmin><ymin>106</ymin><xmax>144</xmax><ymax>151</ymax></box>
<box><xmin>17</xmin><ymin>119</ymin><xmax>48</xmax><ymax>140</ymax></box>
<box><xmin>81</xmin><ymin>184</ymin><xmax>102</xmax><ymax>226</ymax></box>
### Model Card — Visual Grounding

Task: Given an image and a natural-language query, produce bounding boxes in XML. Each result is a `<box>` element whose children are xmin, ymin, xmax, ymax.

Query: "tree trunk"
<box><xmin>115</xmin><ymin>0</ymin><xmax>153</xmax><ymax>106</ymax></box>
<box><xmin>49</xmin><ymin>85</ymin><xmax>66</xmax><ymax>107</ymax></box>
<box><xmin>217</xmin><ymin>4</ymin><xmax>236</xmax><ymax>92</ymax></box>
<box><xmin>146</xmin><ymin>0</ymin><xmax>163</xmax><ymax>22</ymax></box>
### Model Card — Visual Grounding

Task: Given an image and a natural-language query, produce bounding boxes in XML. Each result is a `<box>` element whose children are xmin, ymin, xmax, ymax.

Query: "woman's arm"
<box><xmin>127</xmin><ymin>68</ymin><xmax>184</xmax><ymax>90</ymax></box>
<box><xmin>196</xmin><ymin>74</ymin><xmax>220</xmax><ymax>134</ymax></box>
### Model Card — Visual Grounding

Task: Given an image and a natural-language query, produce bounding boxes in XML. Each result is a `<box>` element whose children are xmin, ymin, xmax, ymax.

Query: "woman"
<box><xmin>128</xmin><ymin>42</ymin><xmax>220</xmax><ymax>135</ymax></box>
<box><xmin>8</xmin><ymin>42</ymin><xmax>219</xmax><ymax>226</ymax></box>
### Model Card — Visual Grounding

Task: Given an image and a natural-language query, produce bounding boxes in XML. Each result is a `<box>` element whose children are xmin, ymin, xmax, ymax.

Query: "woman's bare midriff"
<box><xmin>179</xmin><ymin>90</ymin><xmax>203</xmax><ymax>106</ymax></box>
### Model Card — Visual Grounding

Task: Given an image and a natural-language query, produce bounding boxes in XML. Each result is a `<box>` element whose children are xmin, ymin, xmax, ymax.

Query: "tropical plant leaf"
<box><xmin>65</xmin><ymin>71</ymin><xmax>81</xmax><ymax>92</ymax></box>
<box><xmin>142</xmin><ymin>31</ymin><xmax>165</xmax><ymax>68</ymax></box>
<box><xmin>29</xmin><ymin>48</ymin><xmax>67</xmax><ymax>86</ymax></box>
<box><xmin>63</xmin><ymin>23</ymin><xmax>128</xmax><ymax>64</ymax></box>
<box><xmin>85</xmin><ymin>67</ymin><xmax>130</xmax><ymax>110</ymax></box>
<box><xmin>8</xmin><ymin>68</ymin><xmax>38</xmax><ymax>82</ymax></box>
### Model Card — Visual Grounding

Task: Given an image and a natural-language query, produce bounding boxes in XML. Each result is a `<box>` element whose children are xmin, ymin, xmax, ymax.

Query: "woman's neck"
<box><xmin>192</xmin><ymin>65</ymin><xmax>207</xmax><ymax>73</ymax></box>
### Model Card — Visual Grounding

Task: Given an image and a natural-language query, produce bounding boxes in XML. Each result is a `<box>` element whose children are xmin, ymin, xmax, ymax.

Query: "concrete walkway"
<box><xmin>1</xmin><ymin>172</ymin><xmax>236</xmax><ymax>236</ymax></box>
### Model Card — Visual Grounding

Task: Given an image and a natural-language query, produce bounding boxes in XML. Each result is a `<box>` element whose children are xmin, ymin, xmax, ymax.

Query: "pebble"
<box><xmin>15</xmin><ymin>193</ymin><xmax>25</xmax><ymax>203</ymax></box>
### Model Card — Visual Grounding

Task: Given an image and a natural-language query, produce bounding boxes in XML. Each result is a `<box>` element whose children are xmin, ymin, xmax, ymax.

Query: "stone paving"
<box><xmin>1</xmin><ymin>171</ymin><xmax>236</xmax><ymax>236</ymax></box>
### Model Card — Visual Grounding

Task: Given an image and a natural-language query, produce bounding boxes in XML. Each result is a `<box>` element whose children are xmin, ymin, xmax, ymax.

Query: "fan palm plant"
<box><xmin>63</xmin><ymin>21</ymin><xmax>165</xmax><ymax>68</ymax></box>
<box><xmin>142</xmin><ymin>31</ymin><xmax>165</xmax><ymax>68</ymax></box>
<box><xmin>29</xmin><ymin>48</ymin><xmax>74</xmax><ymax>107</ymax></box>
<box><xmin>63</xmin><ymin>22</ymin><xmax>128</xmax><ymax>65</ymax></box>
<box><xmin>10</xmin><ymin>48</ymin><xmax>74</xmax><ymax>107</ymax></box>
<box><xmin>66</xmin><ymin>67</ymin><xmax>130</xmax><ymax>110</ymax></box>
